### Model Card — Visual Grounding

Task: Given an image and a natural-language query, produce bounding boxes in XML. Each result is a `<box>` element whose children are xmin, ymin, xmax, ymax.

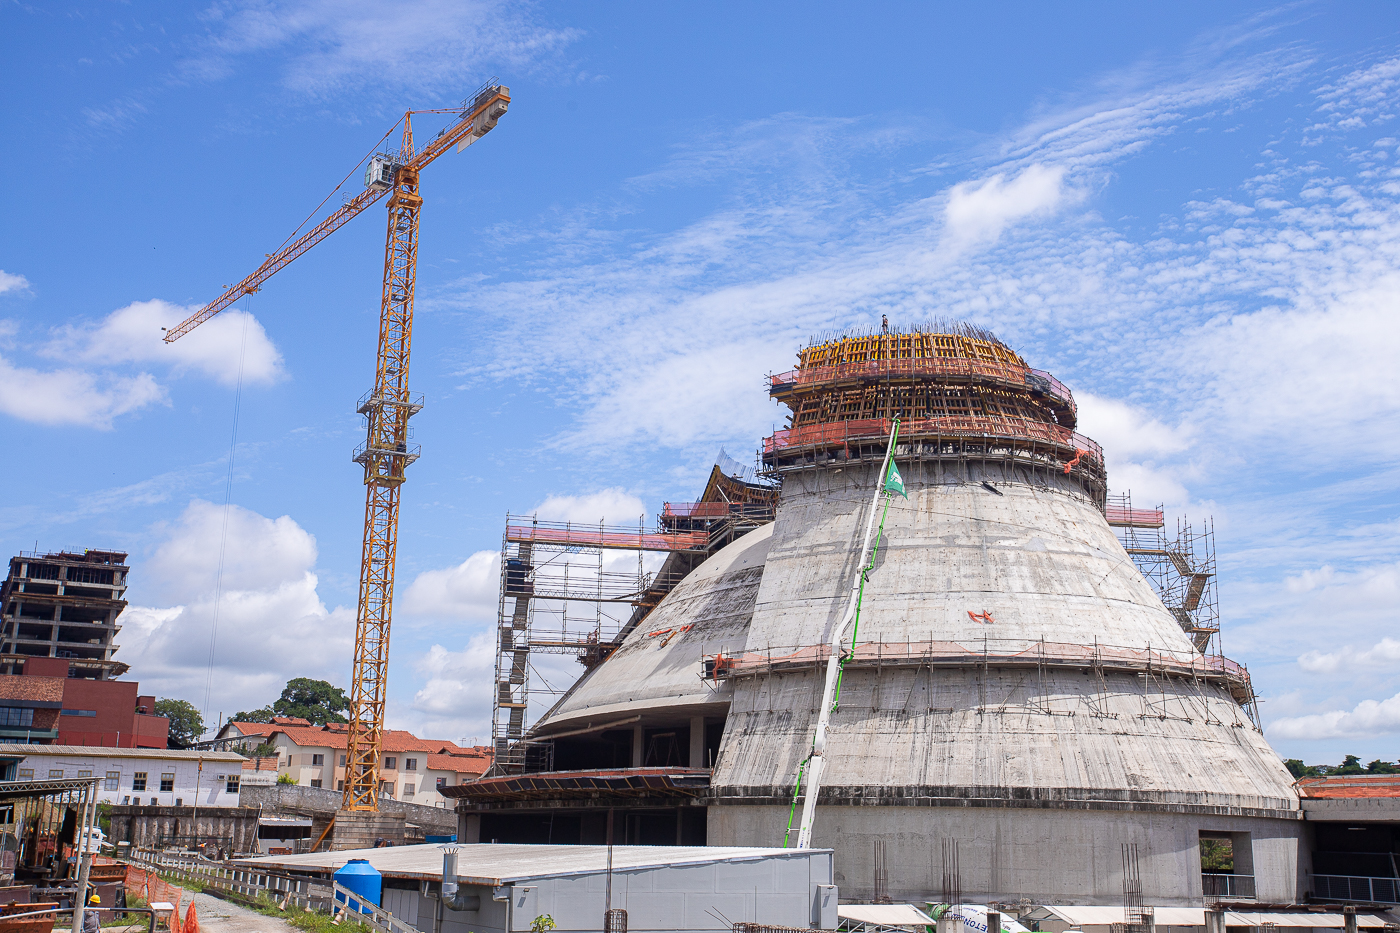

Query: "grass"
<box><xmin>145</xmin><ymin>873</ymin><xmax>369</xmax><ymax>933</ymax></box>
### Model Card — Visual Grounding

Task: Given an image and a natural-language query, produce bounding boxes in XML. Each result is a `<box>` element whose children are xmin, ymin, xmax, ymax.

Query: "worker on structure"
<box><xmin>881</xmin><ymin>314</ymin><xmax>889</xmax><ymax>334</ymax></box>
<box><xmin>82</xmin><ymin>894</ymin><xmax>101</xmax><ymax>933</ymax></box>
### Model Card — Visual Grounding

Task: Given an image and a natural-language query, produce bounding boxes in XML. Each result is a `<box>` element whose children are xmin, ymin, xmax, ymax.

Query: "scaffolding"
<box><xmin>1106</xmin><ymin>492</ymin><xmax>1220</xmax><ymax>656</ymax></box>
<box><xmin>490</xmin><ymin>464</ymin><xmax>779</xmax><ymax>775</ymax></box>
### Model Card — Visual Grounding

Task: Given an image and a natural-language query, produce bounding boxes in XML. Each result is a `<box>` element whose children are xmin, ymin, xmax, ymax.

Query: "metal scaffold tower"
<box><xmin>1106</xmin><ymin>492</ymin><xmax>1221</xmax><ymax>655</ymax></box>
<box><xmin>490</xmin><ymin>462</ymin><xmax>780</xmax><ymax>775</ymax></box>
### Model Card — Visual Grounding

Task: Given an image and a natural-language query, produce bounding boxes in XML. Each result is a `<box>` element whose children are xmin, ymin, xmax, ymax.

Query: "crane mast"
<box><xmin>344</xmin><ymin>119</ymin><xmax>424</xmax><ymax>810</ymax></box>
<box><xmin>163</xmin><ymin>86</ymin><xmax>511</xmax><ymax>812</ymax></box>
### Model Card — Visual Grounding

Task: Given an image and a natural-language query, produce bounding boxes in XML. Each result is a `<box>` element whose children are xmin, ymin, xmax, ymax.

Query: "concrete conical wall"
<box><xmin>701</xmin><ymin>329</ymin><xmax>1303</xmax><ymax>905</ymax></box>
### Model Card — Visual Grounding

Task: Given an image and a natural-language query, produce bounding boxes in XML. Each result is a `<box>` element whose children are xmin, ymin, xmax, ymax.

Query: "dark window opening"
<box><xmin>0</xmin><ymin>708</ymin><xmax>35</xmax><ymax>728</ymax></box>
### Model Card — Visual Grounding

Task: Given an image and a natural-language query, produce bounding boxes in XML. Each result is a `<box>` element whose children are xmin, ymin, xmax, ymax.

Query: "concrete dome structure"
<box><xmin>454</xmin><ymin>326</ymin><xmax>1304</xmax><ymax>908</ymax></box>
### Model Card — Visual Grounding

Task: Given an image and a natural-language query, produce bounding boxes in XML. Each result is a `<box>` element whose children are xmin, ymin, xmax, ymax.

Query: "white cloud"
<box><xmin>944</xmin><ymin>164</ymin><xmax>1073</xmax><ymax>247</ymax></box>
<box><xmin>0</xmin><ymin>353</ymin><xmax>166</xmax><ymax>428</ymax></box>
<box><xmin>1268</xmin><ymin>691</ymin><xmax>1400</xmax><ymax>740</ymax></box>
<box><xmin>400</xmin><ymin>551</ymin><xmax>498</xmax><ymax>621</ymax></box>
<box><xmin>1077</xmin><ymin>393</ymin><xmax>1191</xmax><ymax>461</ymax></box>
<box><xmin>193</xmin><ymin>0</ymin><xmax>580</xmax><ymax>97</ymax></box>
<box><xmin>59</xmin><ymin>299</ymin><xmax>284</xmax><ymax>387</ymax></box>
<box><xmin>530</xmin><ymin>488</ymin><xmax>648</xmax><ymax>525</ymax></box>
<box><xmin>1299</xmin><ymin>637</ymin><xmax>1400</xmax><ymax>675</ymax></box>
<box><xmin>0</xmin><ymin>271</ymin><xmax>30</xmax><ymax>295</ymax></box>
<box><xmin>407</xmin><ymin>636</ymin><xmax>496</xmax><ymax>732</ymax></box>
<box><xmin>122</xmin><ymin>500</ymin><xmax>353</xmax><ymax>725</ymax></box>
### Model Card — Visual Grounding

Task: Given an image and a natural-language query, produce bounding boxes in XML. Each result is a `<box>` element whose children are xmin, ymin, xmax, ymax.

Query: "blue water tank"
<box><xmin>424</xmin><ymin>834</ymin><xmax>457</xmax><ymax>844</ymax></box>
<box><xmin>334</xmin><ymin>859</ymin><xmax>382</xmax><ymax>913</ymax></box>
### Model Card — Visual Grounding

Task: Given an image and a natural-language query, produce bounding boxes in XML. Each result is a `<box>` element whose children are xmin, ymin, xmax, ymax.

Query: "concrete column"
<box><xmin>1344</xmin><ymin>906</ymin><xmax>1357</xmax><ymax>933</ymax></box>
<box><xmin>689</xmin><ymin>716</ymin><xmax>705</xmax><ymax>768</ymax></box>
<box><xmin>1204</xmin><ymin>905</ymin><xmax>1225</xmax><ymax>933</ymax></box>
<box><xmin>1142</xmin><ymin>907</ymin><xmax>1155</xmax><ymax>933</ymax></box>
<box><xmin>986</xmin><ymin>910</ymin><xmax>1000</xmax><ymax>933</ymax></box>
<box><xmin>631</xmin><ymin>723</ymin><xmax>644</xmax><ymax>768</ymax></box>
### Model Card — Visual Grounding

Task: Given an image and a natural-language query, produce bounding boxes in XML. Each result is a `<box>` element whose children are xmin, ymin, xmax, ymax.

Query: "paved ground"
<box><xmin>174</xmin><ymin>889</ymin><xmax>300</xmax><ymax>933</ymax></box>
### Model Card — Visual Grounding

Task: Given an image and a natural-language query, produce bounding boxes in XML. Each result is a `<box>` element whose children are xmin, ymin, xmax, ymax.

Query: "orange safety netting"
<box><xmin>506</xmin><ymin>524</ymin><xmax>708</xmax><ymax>551</ymax></box>
<box><xmin>123</xmin><ymin>866</ymin><xmax>199</xmax><ymax>933</ymax></box>
<box><xmin>763</xmin><ymin>416</ymin><xmax>1104</xmax><ymax>465</ymax></box>
<box><xmin>1104</xmin><ymin>506</ymin><xmax>1165</xmax><ymax>527</ymax></box>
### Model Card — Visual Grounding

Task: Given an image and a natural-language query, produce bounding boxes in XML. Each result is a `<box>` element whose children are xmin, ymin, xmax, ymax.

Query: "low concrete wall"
<box><xmin>240</xmin><ymin>783</ymin><xmax>455</xmax><ymax>832</ymax></box>
<box><xmin>108</xmin><ymin>805</ymin><xmax>260</xmax><ymax>855</ymax></box>
<box><xmin>1302</xmin><ymin>797</ymin><xmax>1400</xmax><ymax>821</ymax></box>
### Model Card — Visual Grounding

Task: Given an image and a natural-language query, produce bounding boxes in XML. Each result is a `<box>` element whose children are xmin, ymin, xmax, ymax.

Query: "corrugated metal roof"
<box><xmin>237</xmin><ymin>842</ymin><xmax>829</xmax><ymax>885</ymax></box>
<box><xmin>0</xmin><ymin>744</ymin><xmax>245</xmax><ymax>761</ymax></box>
<box><xmin>839</xmin><ymin>904</ymin><xmax>935</xmax><ymax>926</ymax></box>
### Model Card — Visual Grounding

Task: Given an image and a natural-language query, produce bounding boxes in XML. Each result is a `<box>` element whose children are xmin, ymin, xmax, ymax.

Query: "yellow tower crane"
<box><xmin>164</xmin><ymin>84</ymin><xmax>511</xmax><ymax>811</ymax></box>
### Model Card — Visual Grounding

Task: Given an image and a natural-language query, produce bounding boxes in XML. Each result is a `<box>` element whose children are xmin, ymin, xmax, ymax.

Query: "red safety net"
<box><xmin>770</xmin><ymin>361</ymin><xmax>1076</xmax><ymax>409</ymax></box>
<box><xmin>506</xmin><ymin>524</ymin><xmax>709</xmax><ymax>551</ymax></box>
<box><xmin>763</xmin><ymin>416</ymin><xmax>1103</xmax><ymax>465</ymax></box>
<box><xmin>123</xmin><ymin>866</ymin><xmax>199</xmax><ymax>933</ymax></box>
<box><xmin>1104</xmin><ymin>506</ymin><xmax>1165</xmax><ymax>528</ymax></box>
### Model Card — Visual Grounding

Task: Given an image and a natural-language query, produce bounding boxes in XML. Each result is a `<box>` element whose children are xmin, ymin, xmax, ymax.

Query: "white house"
<box><xmin>0</xmin><ymin>744</ymin><xmax>248</xmax><ymax>807</ymax></box>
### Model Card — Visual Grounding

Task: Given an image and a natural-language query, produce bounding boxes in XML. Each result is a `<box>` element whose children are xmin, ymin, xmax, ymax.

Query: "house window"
<box><xmin>0</xmin><ymin>708</ymin><xmax>35</xmax><ymax>728</ymax></box>
<box><xmin>122</xmin><ymin>796</ymin><xmax>130</xmax><ymax>804</ymax></box>
<box><xmin>404</xmin><ymin>758</ymin><xmax>417</xmax><ymax>771</ymax></box>
<box><xmin>132</xmin><ymin>772</ymin><xmax>147</xmax><ymax>791</ymax></box>
<box><xmin>384</xmin><ymin>757</ymin><xmax>396</xmax><ymax>770</ymax></box>
<box><xmin>337</xmin><ymin>781</ymin><xmax>344</xmax><ymax>791</ymax></box>
<box><xmin>17</xmin><ymin>769</ymin><xmax>32</xmax><ymax>781</ymax></box>
<box><xmin>104</xmin><ymin>772</ymin><xmax>120</xmax><ymax>790</ymax></box>
<box><xmin>226</xmin><ymin>775</ymin><xmax>240</xmax><ymax>794</ymax></box>
<box><xmin>149</xmin><ymin>797</ymin><xmax>157</xmax><ymax>806</ymax></box>
<box><xmin>338</xmin><ymin>755</ymin><xmax>346</xmax><ymax>767</ymax></box>
<box><xmin>48</xmin><ymin>770</ymin><xmax>63</xmax><ymax>779</ymax></box>
<box><xmin>310</xmin><ymin>779</ymin><xmax>322</xmax><ymax>788</ymax></box>
<box><xmin>379</xmin><ymin>781</ymin><xmax>392</xmax><ymax>797</ymax></box>
<box><xmin>311</xmin><ymin>754</ymin><xmax>324</xmax><ymax>766</ymax></box>
<box><xmin>403</xmin><ymin>784</ymin><xmax>415</xmax><ymax>797</ymax></box>
<box><xmin>77</xmin><ymin>770</ymin><xmax>92</xmax><ymax>778</ymax></box>
<box><xmin>174</xmin><ymin>798</ymin><xmax>182</xmax><ymax>806</ymax></box>
<box><xmin>159</xmin><ymin>773</ymin><xmax>174</xmax><ymax>792</ymax></box>
<box><xmin>436</xmin><ymin>777</ymin><xmax>447</xmax><ymax>790</ymax></box>
<box><xmin>61</xmin><ymin>709</ymin><xmax>97</xmax><ymax>717</ymax></box>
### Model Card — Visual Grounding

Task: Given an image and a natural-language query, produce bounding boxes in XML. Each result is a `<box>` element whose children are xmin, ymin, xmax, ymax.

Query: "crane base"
<box><xmin>332</xmin><ymin>809</ymin><xmax>405</xmax><ymax>851</ymax></box>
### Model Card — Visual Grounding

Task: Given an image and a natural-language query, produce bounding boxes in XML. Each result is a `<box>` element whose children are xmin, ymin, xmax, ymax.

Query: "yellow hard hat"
<box><xmin>89</xmin><ymin>895</ymin><xmax>101</xmax><ymax>905</ymax></box>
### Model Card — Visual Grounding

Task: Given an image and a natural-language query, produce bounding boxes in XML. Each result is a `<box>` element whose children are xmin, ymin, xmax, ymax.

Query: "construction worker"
<box><xmin>82</xmin><ymin>893</ymin><xmax>101</xmax><ymax>933</ymax></box>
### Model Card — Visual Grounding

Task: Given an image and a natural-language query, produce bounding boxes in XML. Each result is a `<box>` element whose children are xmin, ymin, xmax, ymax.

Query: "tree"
<box><xmin>1365</xmin><ymin>759</ymin><xmax>1398</xmax><ymax>774</ymax></box>
<box><xmin>272</xmin><ymin>678</ymin><xmax>349</xmax><ymax>725</ymax></box>
<box><xmin>276</xmin><ymin>772</ymin><xmax>297</xmax><ymax>784</ymax></box>
<box><xmin>1283</xmin><ymin>759</ymin><xmax>1320</xmax><ymax>779</ymax></box>
<box><xmin>1336</xmin><ymin>754</ymin><xmax>1365</xmax><ymax>775</ymax></box>
<box><xmin>156</xmin><ymin>699</ymin><xmax>205</xmax><ymax>748</ymax></box>
<box><xmin>231</xmin><ymin>706</ymin><xmax>276</xmax><ymax>723</ymax></box>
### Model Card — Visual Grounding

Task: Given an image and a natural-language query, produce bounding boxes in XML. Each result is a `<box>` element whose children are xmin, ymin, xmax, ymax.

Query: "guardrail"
<box><xmin>128</xmin><ymin>850</ymin><xmax>330</xmax><ymax>912</ymax></box>
<box><xmin>1202</xmin><ymin>872</ymin><xmax>1256</xmax><ymax>898</ymax></box>
<box><xmin>1313</xmin><ymin>874</ymin><xmax>1400</xmax><ymax>904</ymax></box>
<box><xmin>762</xmin><ymin>415</ymin><xmax>1102</xmax><ymax>466</ymax></box>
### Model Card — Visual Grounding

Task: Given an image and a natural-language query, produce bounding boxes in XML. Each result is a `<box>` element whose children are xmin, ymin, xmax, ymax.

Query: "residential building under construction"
<box><xmin>447</xmin><ymin>325</ymin><xmax>1303</xmax><ymax>908</ymax></box>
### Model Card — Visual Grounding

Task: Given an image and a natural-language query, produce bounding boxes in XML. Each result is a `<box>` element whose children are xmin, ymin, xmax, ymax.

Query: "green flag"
<box><xmin>884</xmin><ymin>460</ymin><xmax>907</xmax><ymax>498</ymax></box>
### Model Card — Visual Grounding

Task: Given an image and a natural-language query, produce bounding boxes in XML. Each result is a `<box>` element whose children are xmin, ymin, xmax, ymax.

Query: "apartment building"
<box><xmin>231</xmin><ymin>722</ymin><xmax>491</xmax><ymax>806</ymax></box>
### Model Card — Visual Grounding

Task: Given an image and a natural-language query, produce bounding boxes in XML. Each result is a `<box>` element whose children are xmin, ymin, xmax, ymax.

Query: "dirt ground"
<box><xmin>159</xmin><ymin>889</ymin><xmax>301</xmax><ymax>933</ymax></box>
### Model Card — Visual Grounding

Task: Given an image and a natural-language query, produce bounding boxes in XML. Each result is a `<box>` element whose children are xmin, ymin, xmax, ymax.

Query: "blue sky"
<box><xmin>2</xmin><ymin>2</ymin><xmax>1398</xmax><ymax>763</ymax></box>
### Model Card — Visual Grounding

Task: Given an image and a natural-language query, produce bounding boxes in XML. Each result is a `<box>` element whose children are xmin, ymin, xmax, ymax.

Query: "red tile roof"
<box><xmin>427</xmin><ymin>753</ymin><xmax>491</xmax><ymax>776</ymax></box>
<box><xmin>269</xmin><ymin>724</ymin><xmax>483</xmax><ymax>756</ymax></box>
<box><xmin>1297</xmin><ymin>775</ymin><xmax>1400</xmax><ymax>798</ymax></box>
<box><xmin>242</xmin><ymin>756</ymin><xmax>280</xmax><ymax>772</ymax></box>
<box><xmin>271</xmin><ymin>716</ymin><xmax>312</xmax><ymax>726</ymax></box>
<box><xmin>228</xmin><ymin>722</ymin><xmax>279</xmax><ymax>737</ymax></box>
<box><xmin>0</xmin><ymin>675</ymin><xmax>65</xmax><ymax>703</ymax></box>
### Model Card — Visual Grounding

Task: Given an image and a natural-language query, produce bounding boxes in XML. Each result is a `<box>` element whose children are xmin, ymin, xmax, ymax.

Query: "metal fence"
<box><xmin>1313</xmin><ymin>874</ymin><xmax>1400</xmax><ymax>904</ymax></box>
<box><xmin>1202</xmin><ymin>873</ymin><xmax>1256</xmax><ymax>898</ymax></box>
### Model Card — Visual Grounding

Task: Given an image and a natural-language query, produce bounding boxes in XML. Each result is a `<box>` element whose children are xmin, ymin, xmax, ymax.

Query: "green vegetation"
<box><xmin>1283</xmin><ymin>755</ymin><xmax>1397</xmax><ymax>778</ymax></box>
<box><xmin>233</xmin><ymin>678</ymin><xmax>350</xmax><ymax>726</ymax></box>
<box><xmin>531</xmin><ymin>916</ymin><xmax>557</xmax><ymax>933</ymax></box>
<box><xmin>155</xmin><ymin>699</ymin><xmax>206</xmax><ymax>748</ymax></box>
<box><xmin>1200</xmin><ymin>838</ymin><xmax>1234</xmax><ymax>872</ymax></box>
<box><xmin>277</xmin><ymin>772</ymin><xmax>297</xmax><ymax>784</ymax></box>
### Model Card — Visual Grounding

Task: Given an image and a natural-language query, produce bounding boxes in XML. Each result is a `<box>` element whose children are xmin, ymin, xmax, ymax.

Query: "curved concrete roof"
<box><xmin>531</xmin><ymin>523</ymin><xmax>774</xmax><ymax>734</ymax></box>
